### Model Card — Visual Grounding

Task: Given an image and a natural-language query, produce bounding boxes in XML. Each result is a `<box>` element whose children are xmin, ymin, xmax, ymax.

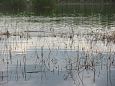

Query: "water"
<box><xmin>0</xmin><ymin>4</ymin><xmax>115</xmax><ymax>86</ymax></box>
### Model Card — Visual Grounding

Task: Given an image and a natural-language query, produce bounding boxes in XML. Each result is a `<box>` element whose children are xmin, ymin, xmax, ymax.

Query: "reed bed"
<box><xmin>0</xmin><ymin>15</ymin><xmax>115</xmax><ymax>86</ymax></box>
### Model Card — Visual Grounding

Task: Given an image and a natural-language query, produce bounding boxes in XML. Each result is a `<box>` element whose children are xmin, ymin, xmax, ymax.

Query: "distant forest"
<box><xmin>58</xmin><ymin>0</ymin><xmax>115</xmax><ymax>2</ymax></box>
<box><xmin>0</xmin><ymin>0</ymin><xmax>114</xmax><ymax>15</ymax></box>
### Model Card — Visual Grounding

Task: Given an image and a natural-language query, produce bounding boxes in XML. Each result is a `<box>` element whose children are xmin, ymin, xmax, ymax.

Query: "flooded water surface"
<box><xmin>0</xmin><ymin>4</ymin><xmax>115</xmax><ymax>86</ymax></box>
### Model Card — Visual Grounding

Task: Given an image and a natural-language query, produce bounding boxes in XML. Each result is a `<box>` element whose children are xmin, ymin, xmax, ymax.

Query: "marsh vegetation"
<box><xmin>0</xmin><ymin>1</ymin><xmax>115</xmax><ymax>86</ymax></box>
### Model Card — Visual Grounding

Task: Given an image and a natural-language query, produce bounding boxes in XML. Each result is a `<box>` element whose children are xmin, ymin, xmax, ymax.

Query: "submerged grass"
<box><xmin>0</xmin><ymin>14</ymin><xmax>115</xmax><ymax>86</ymax></box>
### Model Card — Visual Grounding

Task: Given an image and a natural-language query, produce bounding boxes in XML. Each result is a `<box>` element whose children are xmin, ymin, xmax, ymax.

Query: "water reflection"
<box><xmin>0</xmin><ymin>8</ymin><xmax>115</xmax><ymax>86</ymax></box>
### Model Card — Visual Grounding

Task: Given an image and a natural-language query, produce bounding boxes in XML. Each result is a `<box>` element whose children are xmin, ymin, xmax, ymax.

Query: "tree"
<box><xmin>0</xmin><ymin>0</ymin><xmax>26</xmax><ymax>13</ymax></box>
<box><xmin>31</xmin><ymin>0</ymin><xmax>57</xmax><ymax>14</ymax></box>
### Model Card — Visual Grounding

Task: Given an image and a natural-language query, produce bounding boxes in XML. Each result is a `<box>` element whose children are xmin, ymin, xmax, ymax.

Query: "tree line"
<box><xmin>0</xmin><ymin>0</ymin><xmax>57</xmax><ymax>15</ymax></box>
<box><xmin>0</xmin><ymin>0</ymin><xmax>114</xmax><ymax>15</ymax></box>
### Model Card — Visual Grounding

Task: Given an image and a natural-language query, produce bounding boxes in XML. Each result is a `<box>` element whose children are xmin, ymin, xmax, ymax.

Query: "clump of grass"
<box><xmin>101</xmin><ymin>31</ymin><xmax>115</xmax><ymax>44</ymax></box>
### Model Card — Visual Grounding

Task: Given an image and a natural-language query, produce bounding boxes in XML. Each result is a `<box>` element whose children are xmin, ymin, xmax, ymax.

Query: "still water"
<box><xmin>0</xmin><ymin>4</ymin><xmax>115</xmax><ymax>86</ymax></box>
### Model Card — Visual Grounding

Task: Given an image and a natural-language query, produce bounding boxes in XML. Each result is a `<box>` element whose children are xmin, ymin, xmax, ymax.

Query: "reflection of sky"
<box><xmin>0</xmin><ymin>16</ymin><xmax>115</xmax><ymax>54</ymax></box>
<box><xmin>0</xmin><ymin>16</ymin><xmax>115</xmax><ymax>86</ymax></box>
<box><xmin>0</xmin><ymin>16</ymin><xmax>115</xmax><ymax>68</ymax></box>
<box><xmin>5</xmin><ymin>36</ymin><xmax>115</xmax><ymax>54</ymax></box>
